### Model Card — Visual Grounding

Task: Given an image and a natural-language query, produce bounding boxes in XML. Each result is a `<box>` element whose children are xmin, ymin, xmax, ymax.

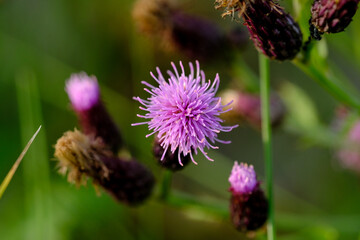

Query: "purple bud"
<box><xmin>66</xmin><ymin>73</ymin><xmax>122</xmax><ymax>153</ymax></box>
<box><xmin>337</xmin><ymin>121</ymin><xmax>360</xmax><ymax>174</ymax></box>
<box><xmin>229</xmin><ymin>162</ymin><xmax>258</xmax><ymax>194</ymax></box>
<box><xmin>228</xmin><ymin>161</ymin><xmax>268</xmax><ymax>231</ymax></box>
<box><xmin>311</xmin><ymin>0</ymin><xmax>359</xmax><ymax>38</ymax></box>
<box><xmin>66</xmin><ymin>73</ymin><xmax>100</xmax><ymax>111</ymax></box>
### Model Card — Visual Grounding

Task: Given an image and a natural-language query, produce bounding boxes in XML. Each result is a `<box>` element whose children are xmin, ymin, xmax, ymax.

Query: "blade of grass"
<box><xmin>0</xmin><ymin>126</ymin><xmax>41</xmax><ymax>199</ymax></box>
<box><xmin>16</xmin><ymin>70</ymin><xmax>55</xmax><ymax>240</ymax></box>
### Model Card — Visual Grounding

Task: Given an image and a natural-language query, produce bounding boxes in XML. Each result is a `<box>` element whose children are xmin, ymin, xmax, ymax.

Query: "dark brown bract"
<box><xmin>153</xmin><ymin>137</ymin><xmax>191</xmax><ymax>171</ymax></box>
<box><xmin>230</xmin><ymin>187</ymin><xmax>268</xmax><ymax>231</ymax></box>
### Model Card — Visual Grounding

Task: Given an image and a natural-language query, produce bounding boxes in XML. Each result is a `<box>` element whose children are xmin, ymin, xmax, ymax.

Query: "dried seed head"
<box><xmin>66</xmin><ymin>73</ymin><xmax>123</xmax><ymax>153</ymax></box>
<box><xmin>132</xmin><ymin>0</ymin><xmax>175</xmax><ymax>35</ymax></box>
<box><xmin>54</xmin><ymin>130</ymin><xmax>155</xmax><ymax>205</ymax></box>
<box><xmin>311</xmin><ymin>0</ymin><xmax>359</xmax><ymax>37</ymax></box>
<box><xmin>54</xmin><ymin>129</ymin><xmax>111</xmax><ymax>186</ymax></box>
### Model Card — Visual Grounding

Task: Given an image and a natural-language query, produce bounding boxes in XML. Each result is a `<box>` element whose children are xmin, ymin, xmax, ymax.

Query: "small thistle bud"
<box><xmin>215</xmin><ymin>0</ymin><xmax>303</xmax><ymax>60</ymax></box>
<box><xmin>66</xmin><ymin>73</ymin><xmax>122</xmax><ymax>153</ymax></box>
<box><xmin>337</xmin><ymin>121</ymin><xmax>360</xmax><ymax>174</ymax></box>
<box><xmin>169</xmin><ymin>11</ymin><xmax>233</xmax><ymax>61</ymax></box>
<box><xmin>229</xmin><ymin>162</ymin><xmax>268</xmax><ymax>232</ymax></box>
<box><xmin>311</xmin><ymin>0</ymin><xmax>359</xmax><ymax>38</ymax></box>
<box><xmin>54</xmin><ymin>130</ymin><xmax>155</xmax><ymax>205</ymax></box>
<box><xmin>153</xmin><ymin>137</ymin><xmax>190</xmax><ymax>171</ymax></box>
<box><xmin>220</xmin><ymin>89</ymin><xmax>286</xmax><ymax>128</ymax></box>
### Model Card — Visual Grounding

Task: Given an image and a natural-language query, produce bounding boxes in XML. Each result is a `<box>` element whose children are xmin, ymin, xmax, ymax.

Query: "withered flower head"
<box><xmin>54</xmin><ymin>130</ymin><xmax>155</xmax><ymax>205</ymax></box>
<box><xmin>132</xmin><ymin>0</ymin><xmax>175</xmax><ymax>36</ymax></box>
<box><xmin>54</xmin><ymin>129</ymin><xmax>111</xmax><ymax>186</ymax></box>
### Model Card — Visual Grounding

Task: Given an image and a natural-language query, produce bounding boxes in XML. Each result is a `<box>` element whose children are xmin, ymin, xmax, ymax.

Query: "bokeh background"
<box><xmin>0</xmin><ymin>0</ymin><xmax>360</xmax><ymax>239</ymax></box>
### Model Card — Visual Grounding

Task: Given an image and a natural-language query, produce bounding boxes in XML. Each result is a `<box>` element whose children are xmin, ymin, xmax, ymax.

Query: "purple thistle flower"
<box><xmin>132</xmin><ymin>61</ymin><xmax>238</xmax><ymax>166</ymax></box>
<box><xmin>66</xmin><ymin>73</ymin><xmax>100</xmax><ymax>111</ymax></box>
<box><xmin>229</xmin><ymin>161</ymin><xmax>258</xmax><ymax>194</ymax></box>
<box><xmin>228</xmin><ymin>161</ymin><xmax>268</xmax><ymax>231</ymax></box>
<box><xmin>66</xmin><ymin>73</ymin><xmax>122</xmax><ymax>153</ymax></box>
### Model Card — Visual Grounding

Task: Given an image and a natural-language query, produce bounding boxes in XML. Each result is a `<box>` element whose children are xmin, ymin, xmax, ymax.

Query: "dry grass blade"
<box><xmin>0</xmin><ymin>125</ymin><xmax>42</xmax><ymax>199</ymax></box>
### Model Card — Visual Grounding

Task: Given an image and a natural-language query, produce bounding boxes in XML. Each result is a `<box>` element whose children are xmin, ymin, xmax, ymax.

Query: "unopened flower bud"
<box><xmin>153</xmin><ymin>137</ymin><xmax>190</xmax><ymax>171</ymax></box>
<box><xmin>216</xmin><ymin>0</ymin><xmax>303</xmax><ymax>60</ymax></box>
<box><xmin>337</xmin><ymin>121</ymin><xmax>360</xmax><ymax>174</ymax></box>
<box><xmin>66</xmin><ymin>73</ymin><xmax>122</xmax><ymax>153</ymax></box>
<box><xmin>169</xmin><ymin>11</ymin><xmax>233</xmax><ymax>61</ymax></box>
<box><xmin>133</xmin><ymin>0</ymin><xmax>247</xmax><ymax>61</ymax></box>
<box><xmin>311</xmin><ymin>0</ymin><xmax>359</xmax><ymax>39</ymax></box>
<box><xmin>220</xmin><ymin>89</ymin><xmax>286</xmax><ymax>128</ymax></box>
<box><xmin>229</xmin><ymin>162</ymin><xmax>268</xmax><ymax>231</ymax></box>
<box><xmin>54</xmin><ymin>130</ymin><xmax>155</xmax><ymax>205</ymax></box>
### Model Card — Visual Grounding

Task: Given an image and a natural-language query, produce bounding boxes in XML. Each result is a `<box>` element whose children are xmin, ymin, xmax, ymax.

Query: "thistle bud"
<box><xmin>215</xmin><ymin>0</ymin><xmax>303</xmax><ymax>60</ymax></box>
<box><xmin>66</xmin><ymin>73</ymin><xmax>122</xmax><ymax>153</ymax></box>
<box><xmin>220</xmin><ymin>89</ymin><xmax>286</xmax><ymax>128</ymax></box>
<box><xmin>169</xmin><ymin>11</ymin><xmax>233</xmax><ymax>61</ymax></box>
<box><xmin>337</xmin><ymin>121</ymin><xmax>360</xmax><ymax>174</ymax></box>
<box><xmin>311</xmin><ymin>0</ymin><xmax>359</xmax><ymax>38</ymax></box>
<box><xmin>133</xmin><ymin>0</ymin><xmax>247</xmax><ymax>61</ymax></box>
<box><xmin>54</xmin><ymin>130</ymin><xmax>155</xmax><ymax>205</ymax></box>
<box><xmin>153</xmin><ymin>137</ymin><xmax>190</xmax><ymax>171</ymax></box>
<box><xmin>229</xmin><ymin>162</ymin><xmax>268</xmax><ymax>231</ymax></box>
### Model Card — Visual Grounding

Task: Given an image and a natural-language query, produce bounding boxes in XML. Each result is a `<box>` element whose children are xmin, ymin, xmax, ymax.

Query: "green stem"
<box><xmin>160</xmin><ymin>170</ymin><xmax>173</xmax><ymax>200</ymax></box>
<box><xmin>259</xmin><ymin>55</ymin><xmax>275</xmax><ymax>240</ymax></box>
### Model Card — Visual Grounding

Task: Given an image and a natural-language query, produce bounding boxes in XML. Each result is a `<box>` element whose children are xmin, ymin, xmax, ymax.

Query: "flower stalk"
<box><xmin>259</xmin><ymin>54</ymin><xmax>276</xmax><ymax>240</ymax></box>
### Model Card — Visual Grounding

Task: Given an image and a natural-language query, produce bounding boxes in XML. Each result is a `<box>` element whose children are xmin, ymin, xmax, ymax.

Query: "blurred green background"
<box><xmin>0</xmin><ymin>0</ymin><xmax>360</xmax><ymax>239</ymax></box>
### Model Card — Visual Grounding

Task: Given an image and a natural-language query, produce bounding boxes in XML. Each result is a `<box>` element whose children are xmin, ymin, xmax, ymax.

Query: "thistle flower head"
<box><xmin>215</xmin><ymin>0</ymin><xmax>303</xmax><ymax>60</ymax></box>
<box><xmin>66</xmin><ymin>73</ymin><xmax>100</xmax><ymax>111</ymax></box>
<box><xmin>311</xmin><ymin>0</ymin><xmax>359</xmax><ymax>37</ymax></box>
<box><xmin>229</xmin><ymin>161</ymin><xmax>258</xmax><ymax>194</ymax></box>
<box><xmin>132</xmin><ymin>61</ymin><xmax>238</xmax><ymax>166</ymax></box>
